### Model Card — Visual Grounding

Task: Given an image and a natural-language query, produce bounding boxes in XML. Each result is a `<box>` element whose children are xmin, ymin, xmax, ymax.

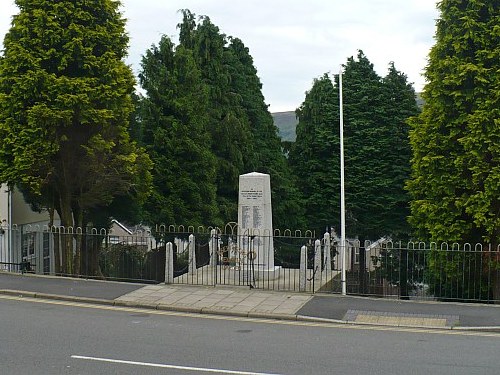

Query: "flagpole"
<box><xmin>339</xmin><ymin>66</ymin><xmax>346</xmax><ymax>296</ymax></box>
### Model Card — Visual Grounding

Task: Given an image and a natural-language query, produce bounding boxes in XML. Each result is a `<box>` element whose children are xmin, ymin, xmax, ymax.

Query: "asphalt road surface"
<box><xmin>0</xmin><ymin>295</ymin><xmax>499</xmax><ymax>375</ymax></box>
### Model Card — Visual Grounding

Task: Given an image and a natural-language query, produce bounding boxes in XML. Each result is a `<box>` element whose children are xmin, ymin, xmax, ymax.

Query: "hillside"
<box><xmin>272</xmin><ymin>92</ymin><xmax>423</xmax><ymax>143</ymax></box>
<box><xmin>271</xmin><ymin>111</ymin><xmax>298</xmax><ymax>142</ymax></box>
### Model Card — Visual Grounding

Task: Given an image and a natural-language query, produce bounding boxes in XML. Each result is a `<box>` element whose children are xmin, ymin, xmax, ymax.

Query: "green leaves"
<box><xmin>290</xmin><ymin>53</ymin><xmax>419</xmax><ymax>238</ymax></box>
<box><xmin>407</xmin><ymin>0</ymin><xmax>499</xmax><ymax>244</ymax></box>
<box><xmin>135</xmin><ymin>10</ymin><xmax>304</xmax><ymax>229</ymax></box>
<box><xmin>0</xmin><ymin>0</ymin><xmax>152</xmax><ymax>229</ymax></box>
<box><xmin>138</xmin><ymin>34</ymin><xmax>219</xmax><ymax>227</ymax></box>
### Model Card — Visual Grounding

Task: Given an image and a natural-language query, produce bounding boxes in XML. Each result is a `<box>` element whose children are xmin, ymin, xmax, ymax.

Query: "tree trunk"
<box><xmin>358</xmin><ymin>238</ymin><xmax>367</xmax><ymax>295</ymax></box>
<box><xmin>491</xmin><ymin>240</ymin><xmax>499</xmax><ymax>303</ymax></box>
<box><xmin>399</xmin><ymin>248</ymin><xmax>409</xmax><ymax>300</ymax></box>
<box><xmin>79</xmin><ymin>231</ymin><xmax>102</xmax><ymax>278</ymax></box>
<box><xmin>47</xmin><ymin>206</ymin><xmax>62</xmax><ymax>275</ymax></box>
<box><xmin>73</xmin><ymin>206</ymin><xmax>83</xmax><ymax>275</ymax></box>
<box><xmin>57</xmin><ymin>192</ymin><xmax>74</xmax><ymax>275</ymax></box>
<box><xmin>53</xmin><ymin>231</ymin><xmax>61</xmax><ymax>274</ymax></box>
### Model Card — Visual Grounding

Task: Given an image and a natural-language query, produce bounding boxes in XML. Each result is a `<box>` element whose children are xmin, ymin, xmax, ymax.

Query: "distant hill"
<box><xmin>272</xmin><ymin>93</ymin><xmax>423</xmax><ymax>143</ymax></box>
<box><xmin>272</xmin><ymin>111</ymin><xmax>298</xmax><ymax>142</ymax></box>
<box><xmin>416</xmin><ymin>92</ymin><xmax>424</xmax><ymax>108</ymax></box>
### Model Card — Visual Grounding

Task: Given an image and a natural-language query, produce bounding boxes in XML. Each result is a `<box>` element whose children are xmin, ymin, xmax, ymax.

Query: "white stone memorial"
<box><xmin>237</xmin><ymin>172</ymin><xmax>279</xmax><ymax>279</ymax></box>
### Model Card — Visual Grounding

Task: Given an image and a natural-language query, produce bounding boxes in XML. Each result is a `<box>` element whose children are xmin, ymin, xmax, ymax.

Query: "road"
<box><xmin>0</xmin><ymin>295</ymin><xmax>499</xmax><ymax>375</ymax></box>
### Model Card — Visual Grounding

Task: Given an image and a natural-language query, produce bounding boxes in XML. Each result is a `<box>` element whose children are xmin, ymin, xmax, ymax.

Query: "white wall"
<box><xmin>0</xmin><ymin>184</ymin><xmax>60</xmax><ymax>273</ymax></box>
<box><xmin>11</xmin><ymin>187</ymin><xmax>54</xmax><ymax>225</ymax></box>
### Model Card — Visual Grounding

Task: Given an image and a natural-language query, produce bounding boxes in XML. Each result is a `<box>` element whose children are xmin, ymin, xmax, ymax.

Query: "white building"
<box><xmin>1</xmin><ymin>184</ymin><xmax>155</xmax><ymax>275</ymax></box>
<box><xmin>1</xmin><ymin>184</ymin><xmax>60</xmax><ymax>273</ymax></box>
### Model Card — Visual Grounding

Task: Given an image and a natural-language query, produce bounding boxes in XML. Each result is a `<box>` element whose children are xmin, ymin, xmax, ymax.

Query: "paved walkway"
<box><xmin>116</xmin><ymin>284</ymin><xmax>312</xmax><ymax>318</ymax></box>
<box><xmin>1</xmin><ymin>272</ymin><xmax>499</xmax><ymax>331</ymax></box>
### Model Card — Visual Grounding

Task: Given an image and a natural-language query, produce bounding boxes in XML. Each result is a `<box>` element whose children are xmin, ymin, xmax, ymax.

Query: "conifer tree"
<box><xmin>336</xmin><ymin>53</ymin><xmax>417</xmax><ymax>239</ymax></box>
<box><xmin>406</xmin><ymin>0</ymin><xmax>499</xmax><ymax>301</ymax></box>
<box><xmin>290</xmin><ymin>52</ymin><xmax>418</xmax><ymax>239</ymax></box>
<box><xmin>226</xmin><ymin>37</ymin><xmax>304</xmax><ymax>229</ymax></box>
<box><xmin>177</xmin><ymin>11</ymin><xmax>303</xmax><ymax>225</ymax></box>
<box><xmin>138</xmin><ymin>36</ymin><xmax>219</xmax><ymax>227</ymax></box>
<box><xmin>379</xmin><ymin>62</ymin><xmax>420</xmax><ymax>237</ymax></box>
<box><xmin>0</xmin><ymin>0</ymin><xmax>152</xmax><ymax>273</ymax></box>
<box><xmin>178</xmin><ymin>11</ymin><xmax>253</xmax><ymax>222</ymax></box>
<box><xmin>341</xmin><ymin>51</ymin><xmax>387</xmax><ymax>239</ymax></box>
<box><xmin>407</xmin><ymin>0</ymin><xmax>499</xmax><ymax>244</ymax></box>
<box><xmin>289</xmin><ymin>74</ymin><xmax>340</xmax><ymax>233</ymax></box>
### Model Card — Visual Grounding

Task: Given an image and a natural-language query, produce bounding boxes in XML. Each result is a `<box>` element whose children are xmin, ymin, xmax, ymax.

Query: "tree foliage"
<box><xmin>406</xmin><ymin>0</ymin><xmax>499</xmax><ymax>301</ymax></box>
<box><xmin>407</xmin><ymin>0</ymin><xmax>500</xmax><ymax>244</ymax></box>
<box><xmin>0</xmin><ymin>0</ymin><xmax>152</xmax><ymax>273</ymax></box>
<box><xmin>289</xmin><ymin>74</ymin><xmax>339</xmax><ymax>234</ymax></box>
<box><xmin>341</xmin><ymin>52</ymin><xmax>418</xmax><ymax>239</ymax></box>
<box><xmin>135</xmin><ymin>10</ymin><xmax>303</xmax><ymax>227</ymax></box>
<box><xmin>179</xmin><ymin>12</ymin><xmax>253</xmax><ymax>222</ymax></box>
<box><xmin>290</xmin><ymin>52</ymin><xmax>418</xmax><ymax>238</ymax></box>
<box><xmin>138</xmin><ymin>36</ymin><xmax>219</xmax><ymax>227</ymax></box>
<box><xmin>226</xmin><ymin>37</ymin><xmax>304</xmax><ymax>229</ymax></box>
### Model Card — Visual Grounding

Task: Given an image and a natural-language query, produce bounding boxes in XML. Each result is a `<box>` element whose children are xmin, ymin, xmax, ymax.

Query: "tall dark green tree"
<box><xmin>340</xmin><ymin>52</ymin><xmax>418</xmax><ymax>239</ymax></box>
<box><xmin>289</xmin><ymin>74</ymin><xmax>339</xmax><ymax>234</ymax></box>
<box><xmin>290</xmin><ymin>52</ymin><xmax>418</xmax><ymax>239</ymax></box>
<box><xmin>379</xmin><ymin>62</ymin><xmax>420</xmax><ymax>237</ymax></box>
<box><xmin>0</xmin><ymin>0</ymin><xmax>152</xmax><ymax>273</ymax></box>
<box><xmin>226</xmin><ymin>37</ymin><xmax>304</xmax><ymax>229</ymax></box>
<box><xmin>407</xmin><ymin>0</ymin><xmax>499</xmax><ymax>244</ymax></box>
<box><xmin>341</xmin><ymin>51</ymin><xmax>388</xmax><ymax>239</ymax></box>
<box><xmin>178</xmin><ymin>11</ymin><xmax>254</xmax><ymax>222</ymax></box>
<box><xmin>138</xmin><ymin>36</ymin><xmax>220</xmax><ymax>227</ymax></box>
<box><xmin>406</xmin><ymin>0</ymin><xmax>499</xmax><ymax>301</ymax></box>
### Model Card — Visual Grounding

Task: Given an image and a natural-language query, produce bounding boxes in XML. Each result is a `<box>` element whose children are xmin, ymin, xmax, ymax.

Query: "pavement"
<box><xmin>1</xmin><ymin>272</ymin><xmax>499</xmax><ymax>331</ymax></box>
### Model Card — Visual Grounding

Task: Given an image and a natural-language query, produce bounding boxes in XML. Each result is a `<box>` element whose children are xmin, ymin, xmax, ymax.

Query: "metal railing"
<box><xmin>333</xmin><ymin>240</ymin><xmax>500</xmax><ymax>303</ymax></box>
<box><xmin>1</xmin><ymin>224</ymin><xmax>499</xmax><ymax>302</ymax></box>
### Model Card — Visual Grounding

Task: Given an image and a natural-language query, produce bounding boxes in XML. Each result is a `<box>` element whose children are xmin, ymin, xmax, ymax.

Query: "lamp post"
<box><xmin>339</xmin><ymin>66</ymin><xmax>346</xmax><ymax>296</ymax></box>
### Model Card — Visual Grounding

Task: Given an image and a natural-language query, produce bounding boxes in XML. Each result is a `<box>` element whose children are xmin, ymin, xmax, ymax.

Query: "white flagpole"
<box><xmin>339</xmin><ymin>66</ymin><xmax>346</xmax><ymax>296</ymax></box>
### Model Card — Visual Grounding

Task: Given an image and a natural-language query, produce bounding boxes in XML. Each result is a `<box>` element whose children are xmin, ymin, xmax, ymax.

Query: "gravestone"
<box><xmin>237</xmin><ymin>172</ymin><xmax>279</xmax><ymax>279</ymax></box>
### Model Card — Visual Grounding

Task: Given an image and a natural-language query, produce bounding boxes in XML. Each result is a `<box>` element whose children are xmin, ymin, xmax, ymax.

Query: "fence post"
<box><xmin>399</xmin><ymin>245</ymin><xmax>409</xmax><ymax>300</ymax></box>
<box><xmin>300</xmin><ymin>245</ymin><xmax>307</xmax><ymax>292</ymax></box>
<box><xmin>323</xmin><ymin>232</ymin><xmax>331</xmax><ymax>274</ymax></box>
<box><xmin>209</xmin><ymin>229</ymin><xmax>218</xmax><ymax>267</ymax></box>
<box><xmin>188</xmin><ymin>234</ymin><xmax>196</xmax><ymax>275</ymax></box>
<box><xmin>165</xmin><ymin>242</ymin><xmax>174</xmax><ymax>284</ymax></box>
<box><xmin>174</xmin><ymin>238</ymin><xmax>181</xmax><ymax>253</ymax></box>
<box><xmin>0</xmin><ymin>225</ymin><xmax>7</xmax><ymax>270</ymax></box>
<box><xmin>314</xmin><ymin>239</ymin><xmax>322</xmax><ymax>280</ymax></box>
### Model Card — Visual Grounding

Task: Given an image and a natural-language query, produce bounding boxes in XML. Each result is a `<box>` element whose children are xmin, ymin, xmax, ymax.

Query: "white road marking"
<box><xmin>71</xmin><ymin>355</ymin><xmax>282</xmax><ymax>375</ymax></box>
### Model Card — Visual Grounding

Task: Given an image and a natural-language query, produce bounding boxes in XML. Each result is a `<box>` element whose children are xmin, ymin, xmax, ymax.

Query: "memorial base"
<box><xmin>240</xmin><ymin>265</ymin><xmax>282</xmax><ymax>281</ymax></box>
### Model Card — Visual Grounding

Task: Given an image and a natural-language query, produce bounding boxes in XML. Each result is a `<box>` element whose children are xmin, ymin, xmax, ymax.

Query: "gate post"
<box><xmin>323</xmin><ymin>232</ymin><xmax>331</xmax><ymax>274</ymax></box>
<box><xmin>299</xmin><ymin>245</ymin><xmax>307</xmax><ymax>292</ymax></box>
<box><xmin>188</xmin><ymin>234</ymin><xmax>196</xmax><ymax>275</ymax></box>
<box><xmin>165</xmin><ymin>242</ymin><xmax>174</xmax><ymax>284</ymax></box>
<box><xmin>209</xmin><ymin>229</ymin><xmax>218</xmax><ymax>267</ymax></box>
<box><xmin>314</xmin><ymin>239</ymin><xmax>322</xmax><ymax>280</ymax></box>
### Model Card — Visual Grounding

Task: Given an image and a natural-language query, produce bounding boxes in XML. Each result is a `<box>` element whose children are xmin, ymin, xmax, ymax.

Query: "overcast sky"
<box><xmin>0</xmin><ymin>0</ymin><xmax>439</xmax><ymax>112</ymax></box>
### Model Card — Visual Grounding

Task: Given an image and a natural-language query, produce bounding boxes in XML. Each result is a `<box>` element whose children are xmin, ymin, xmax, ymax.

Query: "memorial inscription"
<box><xmin>237</xmin><ymin>172</ymin><xmax>277</xmax><ymax>277</ymax></box>
<box><xmin>240</xmin><ymin>190</ymin><xmax>263</xmax><ymax>201</ymax></box>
